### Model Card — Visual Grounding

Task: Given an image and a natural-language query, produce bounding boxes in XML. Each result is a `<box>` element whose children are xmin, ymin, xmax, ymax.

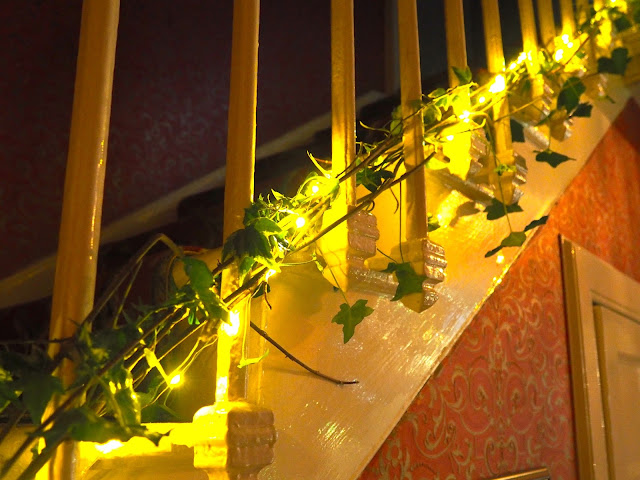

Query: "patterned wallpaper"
<box><xmin>359</xmin><ymin>99</ymin><xmax>640</xmax><ymax>480</ymax></box>
<box><xmin>0</xmin><ymin>0</ymin><xmax>385</xmax><ymax>278</ymax></box>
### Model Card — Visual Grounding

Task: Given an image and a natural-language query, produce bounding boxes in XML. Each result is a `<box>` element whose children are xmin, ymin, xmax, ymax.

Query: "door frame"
<box><xmin>561</xmin><ymin>237</ymin><xmax>640</xmax><ymax>480</ymax></box>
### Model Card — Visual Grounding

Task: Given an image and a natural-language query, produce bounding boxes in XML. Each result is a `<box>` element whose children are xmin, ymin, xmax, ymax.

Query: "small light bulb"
<box><xmin>488</xmin><ymin>74</ymin><xmax>506</xmax><ymax>94</ymax></box>
<box><xmin>459</xmin><ymin>110</ymin><xmax>471</xmax><ymax>121</ymax></box>
<box><xmin>95</xmin><ymin>440</ymin><xmax>123</xmax><ymax>455</ymax></box>
<box><xmin>554</xmin><ymin>49</ymin><xmax>564</xmax><ymax>62</ymax></box>
<box><xmin>496</xmin><ymin>254</ymin><xmax>505</xmax><ymax>264</ymax></box>
<box><xmin>561</xmin><ymin>34</ymin><xmax>570</xmax><ymax>44</ymax></box>
<box><xmin>295</xmin><ymin>216</ymin><xmax>306</xmax><ymax>228</ymax></box>
<box><xmin>311</xmin><ymin>185</ymin><xmax>320</xmax><ymax>194</ymax></box>
<box><xmin>478</xmin><ymin>95</ymin><xmax>487</xmax><ymax>104</ymax></box>
<box><xmin>169</xmin><ymin>373</ymin><xmax>182</xmax><ymax>386</ymax></box>
<box><xmin>265</xmin><ymin>269</ymin><xmax>277</xmax><ymax>281</ymax></box>
<box><xmin>446</xmin><ymin>134</ymin><xmax>455</xmax><ymax>141</ymax></box>
<box><xmin>567</xmin><ymin>41</ymin><xmax>574</xmax><ymax>48</ymax></box>
<box><xmin>508</xmin><ymin>62</ymin><xmax>517</xmax><ymax>71</ymax></box>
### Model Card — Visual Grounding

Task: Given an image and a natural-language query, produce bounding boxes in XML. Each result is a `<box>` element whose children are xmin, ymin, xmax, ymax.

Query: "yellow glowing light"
<box><xmin>95</xmin><ymin>440</ymin><xmax>123</xmax><ymax>455</ymax></box>
<box><xmin>324</xmin><ymin>173</ymin><xmax>332</xmax><ymax>179</ymax></box>
<box><xmin>265</xmin><ymin>269</ymin><xmax>277</xmax><ymax>281</ymax></box>
<box><xmin>446</xmin><ymin>134</ymin><xmax>455</xmax><ymax>141</ymax></box>
<box><xmin>517</xmin><ymin>51</ymin><xmax>528</xmax><ymax>63</ymax></box>
<box><xmin>561</xmin><ymin>34</ymin><xmax>570</xmax><ymax>44</ymax></box>
<box><xmin>508</xmin><ymin>61</ymin><xmax>517</xmax><ymax>71</ymax></box>
<box><xmin>169</xmin><ymin>372</ymin><xmax>182</xmax><ymax>386</ymax></box>
<box><xmin>478</xmin><ymin>95</ymin><xmax>487</xmax><ymax>104</ymax></box>
<box><xmin>496</xmin><ymin>254</ymin><xmax>505</xmax><ymax>264</ymax></box>
<box><xmin>459</xmin><ymin>110</ymin><xmax>471</xmax><ymax>122</ymax></box>
<box><xmin>295</xmin><ymin>216</ymin><xmax>306</xmax><ymax>228</ymax></box>
<box><xmin>554</xmin><ymin>49</ymin><xmax>564</xmax><ymax>62</ymax></box>
<box><xmin>311</xmin><ymin>185</ymin><xmax>320</xmax><ymax>194</ymax></box>
<box><xmin>488</xmin><ymin>74</ymin><xmax>506</xmax><ymax>94</ymax></box>
<box><xmin>221</xmin><ymin>310</ymin><xmax>240</xmax><ymax>337</ymax></box>
<box><xmin>567</xmin><ymin>41</ymin><xmax>574</xmax><ymax>48</ymax></box>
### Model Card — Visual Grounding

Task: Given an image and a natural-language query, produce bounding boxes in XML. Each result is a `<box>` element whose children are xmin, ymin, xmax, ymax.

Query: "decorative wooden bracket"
<box><xmin>394</xmin><ymin>238</ymin><xmax>447</xmax><ymax>312</ymax></box>
<box><xmin>193</xmin><ymin>402</ymin><xmax>277</xmax><ymax>480</ymax></box>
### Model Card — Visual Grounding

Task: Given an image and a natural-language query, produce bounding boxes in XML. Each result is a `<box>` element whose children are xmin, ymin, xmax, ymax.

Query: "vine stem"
<box><xmin>295</xmin><ymin>151</ymin><xmax>436</xmax><ymax>252</ymax></box>
<box><xmin>1</xmin><ymin>308</ymin><xmax>189</xmax><ymax>478</ymax></box>
<box><xmin>249</xmin><ymin>321</ymin><xmax>358</xmax><ymax>385</ymax></box>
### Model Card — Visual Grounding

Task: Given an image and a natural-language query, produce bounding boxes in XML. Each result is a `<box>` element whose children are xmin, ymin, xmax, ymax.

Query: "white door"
<box><xmin>593</xmin><ymin>305</ymin><xmax>640</xmax><ymax>480</ymax></box>
<box><xmin>562</xmin><ymin>238</ymin><xmax>640</xmax><ymax>480</ymax></box>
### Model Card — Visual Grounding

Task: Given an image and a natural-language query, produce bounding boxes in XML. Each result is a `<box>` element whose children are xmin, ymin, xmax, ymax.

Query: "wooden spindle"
<box><xmin>219</xmin><ymin>0</ymin><xmax>260</xmax><ymax>403</ymax></box>
<box><xmin>560</xmin><ymin>0</ymin><xmax>576</xmax><ymax>37</ymax></box>
<box><xmin>482</xmin><ymin>0</ymin><xmax>506</xmax><ymax>73</ymax></box>
<box><xmin>331</xmin><ymin>0</ymin><xmax>356</xmax><ymax>206</ymax></box>
<box><xmin>445</xmin><ymin>0</ymin><xmax>468</xmax><ymax>87</ymax></box>
<box><xmin>397</xmin><ymin>0</ymin><xmax>428</xmax><ymax>240</ymax></box>
<box><xmin>481</xmin><ymin>0</ymin><xmax>511</xmax><ymax>153</ymax></box>
<box><xmin>537</xmin><ymin>0</ymin><xmax>557</xmax><ymax>49</ymax></box>
<box><xmin>46</xmin><ymin>0</ymin><xmax>120</xmax><ymax>478</ymax></box>
<box><xmin>518</xmin><ymin>0</ymin><xmax>539</xmax><ymax>63</ymax></box>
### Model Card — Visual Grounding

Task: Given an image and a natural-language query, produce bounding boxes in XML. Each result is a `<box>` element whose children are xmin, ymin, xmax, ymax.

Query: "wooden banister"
<box><xmin>559</xmin><ymin>0</ymin><xmax>576</xmax><ymax>37</ymax></box>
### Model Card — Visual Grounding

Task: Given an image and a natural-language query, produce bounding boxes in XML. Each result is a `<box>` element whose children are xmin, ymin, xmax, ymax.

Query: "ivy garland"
<box><xmin>0</xmin><ymin>5</ymin><xmax>636</xmax><ymax>479</ymax></box>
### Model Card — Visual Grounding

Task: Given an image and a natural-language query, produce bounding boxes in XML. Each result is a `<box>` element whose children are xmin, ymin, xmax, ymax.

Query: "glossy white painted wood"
<box><xmin>594</xmin><ymin>306</ymin><xmax>640</xmax><ymax>480</ymax></box>
<box><xmin>562</xmin><ymin>234</ymin><xmax>640</xmax><ymax>480</ymax></box>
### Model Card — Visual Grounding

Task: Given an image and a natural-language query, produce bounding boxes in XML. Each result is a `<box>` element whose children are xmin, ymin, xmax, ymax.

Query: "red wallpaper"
<box><xmin>360</xmin><ymin>99</ymin><xmax>640</xmax><ymax>480</ymax></box>
<box><xmin>0</xmin><ymin>0</ymin><xmax>385</xmax><ymax>278</ymax></box>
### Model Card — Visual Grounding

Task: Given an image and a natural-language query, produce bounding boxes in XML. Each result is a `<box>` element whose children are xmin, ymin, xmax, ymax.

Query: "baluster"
<box><xmin>394</xmin><ymin>0</ymin><xmax>446</xmax><ymax>312</ymax></box>
<box><xmin>537</xmin><ymin>0</ymin><xmax>557</xmax><ymax>50</ymax></box>
<box><xmin>480</xmin><ymin>0</ymin><xmax>518</xmax><ymax>205</ymax></box>
<box><xmin>44</xmin><ymin>1</ymin><xmax>120</xmax><ymax>478</ymax></box>
<box><xmin>560</xmin><ymin>0</ymin><xmax>576</xmax><ymax>37</ymax></box>
<box><xmin>193</xmin><ymin>1</ymin><xmax>275</xmax><ymax>478</ymax></box>
<box><xmin>445</xmin><ymin>0</ymin><xmax>467</xmax><ymax>87</ymax></box>
<box><xmin>438</xmin><ymin>0</ymin><xmax>490</xmax><ymax>200</ymax></box>
<box><xmin>319</xmin><ymin>0</ymin><xmax>380</xmax><ymax>294</ymax></box>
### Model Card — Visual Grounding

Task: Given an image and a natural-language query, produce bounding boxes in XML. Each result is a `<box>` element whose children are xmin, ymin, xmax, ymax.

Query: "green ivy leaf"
<box><xmin>524</xmin><ymin>215</ymin><xmax>549</xmax><ymax>232</ymax></box>
<box><xmin>427</xmin><ymin>215</ymin><xmax>441</xmax><ymax>232</ymax></box>
<box><xmin>510</xmin><ymin>119</ymin><xmax>525</xmax><ymax>142</ymax></box>
<box><xmin>612</xmin><ymin>14</ymin><xmax>633</xmax><ymax>32</ymax></box>
<box><xmin>251</xmin><ymin>217</ymin><xmax>283</xmax><ymax>235</ymax></box>
<box><xmin>484</xmin><ymin>231</ymin><xmax>528</xmax><ymax>257</ymax></box>
<box><xmin>597</xmin><ymin>47</ymin><xmax>630</xmax><ymax>75</ymax></box>
<box><xmin>238</xmin><ymin>349</ymin><xmax>270</xmax><ymax>369</ymax></box>
<box><xmin>484</xmin><ymin>199</ymin><xmax>523</xmax><ymax>221</ymax></box>
<box><xmin>452</xmin><ymin>66</ymin><xmax>472</xmax><ymax>85</ymax></box>
<box><xmin>181</xmin><ymin>257</ymin><xmax>228</xmax><ymax>322</ymax></box>
<box><xmin>356</xmin><ymin>168</ymin><xmax>394</xmax><ymax>193</ymax></box>
<box><xmin>557</xmin><ymin>77</ymin><xmax>586</xmax><ymax>113</ymax></box>
<box><xmin>21</xmin><ymin>372</ymin><xmax>63</xmax><ymax>425</ymax></box>
<box><xmin>332</xmin><ymin>299</ymin><xmax>374</xmax><ymax>343</ymax></box>
<box><xmin>428</xmin><ymin>88</ymin><xmax>446</xmax><ymax>99</ymax></box>
<box><xmin>535</xmin><ymin>149</ymin><xmax>574</xmax><ymax>168</ymax></box>
<box><xmin>571</xmin><ymin>102</ymin><xmax>593</xmax><ymax>118</ymax></box>
<box><xmin>383</xmin><ymin>262</ymin><xmax>427</xmax><ymax>301</ymax></box>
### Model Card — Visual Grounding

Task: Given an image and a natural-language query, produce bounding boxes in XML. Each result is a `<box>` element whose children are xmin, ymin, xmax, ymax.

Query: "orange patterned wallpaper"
<box><xmin>359</xmin><ymin>99</ymin><xmax>640</xmax><ymax>480</ymax></box>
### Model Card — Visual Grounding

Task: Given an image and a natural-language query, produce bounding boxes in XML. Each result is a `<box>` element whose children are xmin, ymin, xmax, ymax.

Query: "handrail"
<box><xmin>45</xmin><ymin>0</ymin><xmax>120</xmax><ymax>478</ymax></box>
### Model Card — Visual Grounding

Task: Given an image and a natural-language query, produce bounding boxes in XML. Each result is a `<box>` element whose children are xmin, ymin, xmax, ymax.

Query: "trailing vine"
<box><xmin>0</xmin><ymin>4</ymin><xmax>635</xmax><ymax>478</ymax></box>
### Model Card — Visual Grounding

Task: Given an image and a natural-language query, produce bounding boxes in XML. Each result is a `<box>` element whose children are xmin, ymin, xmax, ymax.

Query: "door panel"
<box><xmin>594</xmin><ymin>305</ymin><xmax>640</xmax><ymax>480</ymax></box>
